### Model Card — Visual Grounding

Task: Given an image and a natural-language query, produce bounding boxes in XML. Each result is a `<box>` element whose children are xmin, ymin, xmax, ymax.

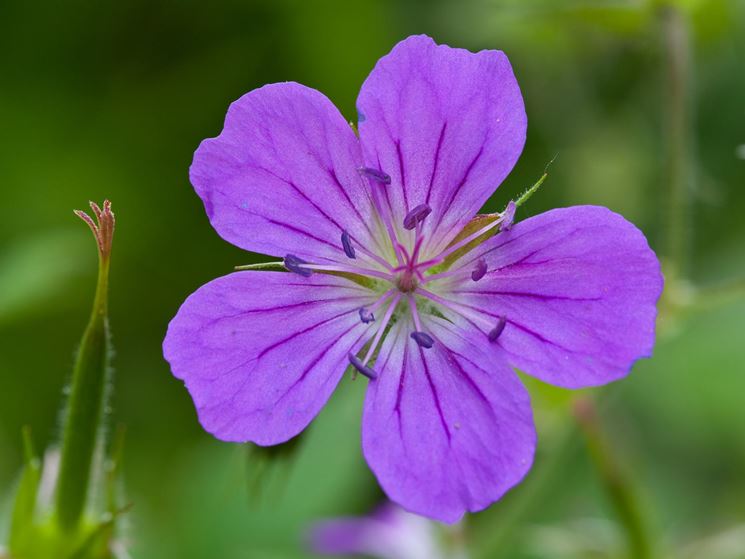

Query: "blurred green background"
<box><xmin>1</xmin><ymin>0</ymin><xmax>744</xmax><ymax>557</ymax></box>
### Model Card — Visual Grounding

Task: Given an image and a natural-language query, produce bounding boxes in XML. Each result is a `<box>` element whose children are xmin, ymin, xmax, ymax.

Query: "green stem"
<box><xmin>574</xmin><ymin>398</ymin><xmax>654</xmax><ymax>559</ymax></box>
<box><xmin>660</xmin><ymin>4</ymin><xmax>691</xmax><ymax>278</ymax></box>
<box><xmin>55</xmin><ymin>202</ymin><xmax>115</xmax><ymax>532</ymax></box>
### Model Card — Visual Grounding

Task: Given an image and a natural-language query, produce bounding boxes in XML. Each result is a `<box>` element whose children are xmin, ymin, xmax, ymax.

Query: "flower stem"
<box><xmin>55</xmin><ymin>202</ymin><xmax>115</xmax><ymax>532</ymax></box>
<box><xmin>574</xmin><ymin>397</ymin><xmax>655</xmax><ymax>559</ymax></box>
<box><xmin>660</xmin><ymin>4</ymin><xmax>692</xmax><ymax>278</ymax></box>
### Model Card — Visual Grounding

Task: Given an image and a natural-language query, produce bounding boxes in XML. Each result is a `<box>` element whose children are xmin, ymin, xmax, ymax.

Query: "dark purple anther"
<box><xmin>348</xmin><ymin>352</ymin><xmax>377</xmax><ymax>380</ymax></box>
<box><xmin>358</xmin><ymin>167</ymin><xmax>391</xmax><ymax>185</ymax></box>
<box><xmin>359</xmin><ymin>307</ymin><xmax>375</xmax><ymax>323</ymax></box>
<box><xmin>488</xmin><ymin>317</ymin><xmax>507</xmax><ymax>342</ymax></box>
<box><xmin>403</xmin><ymin>204</ymin><xmax>432</xmax><ymax>230</ymax></box>
<box><xmin>411</xmin><ymin>331</ymin><xmax>435</xmax><ymax>349</ymax></box>
<box><xmin>341</xmin><ymin>230</ymin><xmax>356</xmax><ymax>259</ymax></box>
<box><xmin>471</xmin><ymin>258</ymin><xmax>487</xmax><ymax>282</ymax></box>
<box><xmin>284</xmin><ymin>254</ymin><xmax>312</xmax><ymax>277</ymax></box>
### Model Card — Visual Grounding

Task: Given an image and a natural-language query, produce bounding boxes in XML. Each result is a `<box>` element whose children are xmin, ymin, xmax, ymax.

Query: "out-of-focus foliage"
<box><xmin>1</xmin><ymin>0</ymin><xmax>743</xmax><ymax>557</ymax></box>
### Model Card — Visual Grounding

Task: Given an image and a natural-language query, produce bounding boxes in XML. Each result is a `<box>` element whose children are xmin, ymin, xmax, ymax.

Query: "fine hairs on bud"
<box><xmin>54</xmin><ymin>200</ymin><xmax>117</xmax><ymax>533</ymax></box>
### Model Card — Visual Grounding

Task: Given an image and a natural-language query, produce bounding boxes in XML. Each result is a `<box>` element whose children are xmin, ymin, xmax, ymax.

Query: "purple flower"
<box><xmin>309</xmin><ymin>502</ymin><xmax>459</xmax><ymax>559</ymax></box>
<box><xmin>163</xmin><ymin>35</ymin><xmax>663</xmax><ymax>522</ymax></box>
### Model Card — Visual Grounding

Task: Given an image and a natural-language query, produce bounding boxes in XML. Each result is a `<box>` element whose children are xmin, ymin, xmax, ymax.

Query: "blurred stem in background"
<box><xmin>469</xmin><ymin>419</ymin><xmax>582</xmax><ymax>559</ymax></box>
<box><xmin>55</xmin><ymin>202</ymin><xmax>116</xmax><ymax>532</ymax></box>
<box><xmin>658</xmin><ymin>3</ymin><xmax>745</xmax><ymax>320</ymax></box>
<box><xmin>660</xmin><ymin>2</ymin><xmax>692</xmax><ymax>281</ymax></box>
<box><xmin>574</xmin><ymin>398</ymin><xmax>655</xmax><ymax>559</ymax></box>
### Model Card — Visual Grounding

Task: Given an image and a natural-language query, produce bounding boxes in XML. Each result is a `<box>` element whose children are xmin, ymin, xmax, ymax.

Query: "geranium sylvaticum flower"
<box><xmin>310</xmin><ymin>502</ymin><xmax>463</xmax><ymax>559</ymax></box>
<box><xmin>164</xmin><ymin>35</ymin><xmax>663</xmax><ymax>523</ymax></box>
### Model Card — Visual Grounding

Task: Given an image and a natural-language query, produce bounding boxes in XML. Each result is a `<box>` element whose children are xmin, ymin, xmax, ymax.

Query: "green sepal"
<box><xmin>65</xmin><ymin>506</ymin><xmax>132</xmax><ymax>559</ymax></box>
<box><xmin>235</xmin><ymin>262</ymin><xmax>380</xmax><ymax>289</ymax></box>
<box><xmin>9</xmin><ymin>426</ymin><xmax>42</xmax><ymax>553</ymax></box>
<box><xmin>429</xmin><ymin>213</ymin><xmax>502</xmax><ymax>274</ymax></box>
<box><xmin>430</xmin><ymin>163</ymin><xmax>554</xmax><ymax>275</ymax></box>
<box><xmin>105</xmin><ymin>425</ymin><xmax>126</xmax><ymax>516</ymax></box>
<box><xmin>234</xmin><ymin>261</ymin><xmax>285</xmax><ymax>272</ymax></box>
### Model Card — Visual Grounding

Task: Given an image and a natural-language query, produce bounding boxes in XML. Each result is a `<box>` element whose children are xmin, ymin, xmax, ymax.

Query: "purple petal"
<box><xmin>309</xmin><ymin>503</ymin><xmax>443</xmax><ymax>559</ymax></box>
<box><xmin>163</xmin><ymin>272</ymin><xmax>373</xmax><ymax>444</ymax></box>
<box><xmin>190</xmin><ymin>82</ymin><xmax>376</xmax><ymax>263</ymax></box>
<box><xmin>362</xmin><ymin>317</ymin><xmax>536</xmax><ymax>523</ymax></box>
<box><xmin>357</xmin><ymin>35</ymin><xmax>526</xmax><ymax>254</ymax></box>
<box><xmin>450</xmin><ymin>206</ymin><xmax>664</xmax><ymax>388</ymax></box>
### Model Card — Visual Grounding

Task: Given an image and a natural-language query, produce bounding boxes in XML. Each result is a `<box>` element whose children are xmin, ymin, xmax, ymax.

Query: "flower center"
<box><xmin>396</xmin><ymin>269</ymin><xmax>418</xmax><ymax>293</ymax></box>
<box><xmin>277</xmin><ymin>166</ymin><xmax>512</xmax><ymax>381</ymax></box>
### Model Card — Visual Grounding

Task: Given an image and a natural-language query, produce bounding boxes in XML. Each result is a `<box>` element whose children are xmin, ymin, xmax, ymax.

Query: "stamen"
<box><xmin>403</xmin><ymin>204</ymin><xmax>432</xmax><ymax>230</ymax></box>
<box><xmin>362</xmin><ymin>293</ymin><xmax>402</xmax><ymax>364</ymax></box>
<box><xmin>284</xmin><ymin>254</ymin><xmax>312</xmax><ymax>277</ymax></box>
<box><xmin>488</xmin><ymin>317</ymin><xmax>507</xmax><ymax>342</ymax></box>
<box><xmin>500</xmin><ymin>201</ymin><xmax>516</xmax><ymax>231</ymax></box>
<box><xmin>358</xmin><ymin>289</ymin><xmax>396</xmax><ymax>325</ymax></box>
<box><xmin>301</xmin><ymin>263</ymin><xmax>394</xmax><ymax>282</ymax></box>
<box><xmin>411</xmin><ymin>331</ymin><xmax>434</xmax><ymax>348</ymax></box>
<box><xmin>416</xmin><ymin>215</ymin><xmax>504</xmax><ymax>272</ymax></box>
<box><xmin>348</xmin><ymin>352</ymin><xmax>377</xmax><ymax>380</ymax></box>
<box><xmin>419</xmin><ymin>265</ymin><xmax>471</xmax><ymax>285</ymax></box>
<box><xmin>360</xmin><ymin>166</ymin><xmax>406</xmax><ymax>266</ymax></box>
<box><xmin>416</xmin><ymin>287</ymin><xmax>496</xmax><ymax>335</ymax></box>
<box><xmin>358</xmin><ymin>167</ymin><xmax>391</xmax><ymax>184</ymax></box>
<box><xmin>471</xmin><ymin>258</ymin><xmax>487</xmax><ymax>282</ymax></box>
<box><xmin>341</xmin><ymin>230</ymin><xmax>356</xmax><ymax>259</ymax></box>
<box><xmin>359</xmin><ymin>307</ymin><xmax>375</xmax><ymax>323</ymax></box>
<box><xmin>407</xmin><ymin>294</ymin><xmax>424</xmax><ymax>332</ymax></box>
<box><xmin>349</xmin><ymin>238</ymin><xmax>395</xmax><ymax>271</ymax></box>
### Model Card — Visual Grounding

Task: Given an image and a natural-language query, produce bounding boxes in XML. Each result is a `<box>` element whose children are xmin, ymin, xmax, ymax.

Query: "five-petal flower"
<box><xmin>163</xmin><ymin>35</ymin><xmax>663</xmax><ymax>522</ymax></box>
